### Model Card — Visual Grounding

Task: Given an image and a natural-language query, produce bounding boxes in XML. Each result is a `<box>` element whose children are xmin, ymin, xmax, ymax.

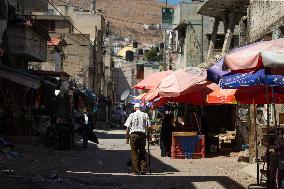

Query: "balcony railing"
<box><xmin>8</xmin><ymin>14</ymin><xmax>50</xmax><ymax>41</ymax></box>
<box><xmin>6</xmin><ymin>14</ymin><xmax>50</xmax><ymax>62</ymax></box>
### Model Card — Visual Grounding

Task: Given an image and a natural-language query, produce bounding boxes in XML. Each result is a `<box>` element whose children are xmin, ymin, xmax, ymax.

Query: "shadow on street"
<box><xmin>0</xmin><ymin>129</ymin><xmax>247</xmax><ymax>189</ymax></box>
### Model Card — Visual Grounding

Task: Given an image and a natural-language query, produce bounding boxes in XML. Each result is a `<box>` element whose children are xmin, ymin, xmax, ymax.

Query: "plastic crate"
<box><xmin>171</xmin><ymin>135</ymin><xmax>205</xmax><ymax>159</ymax></box>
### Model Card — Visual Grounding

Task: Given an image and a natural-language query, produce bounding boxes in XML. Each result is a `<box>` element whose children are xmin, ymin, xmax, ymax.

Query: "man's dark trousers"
<box><xmin>82</xmin><ymin>125</ymin><xmax>89</xmax><ymax>148</ymax></box>
<box><xmin>130</xmin><ymin>132</ymin><xmax>147</xmax><ymax>174</ymax></box>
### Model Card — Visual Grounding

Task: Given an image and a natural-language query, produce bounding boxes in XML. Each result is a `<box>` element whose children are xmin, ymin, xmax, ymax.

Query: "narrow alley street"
<box><xmin>2</xmin><ymin>0</ymin><xmax>284</xmax><ymax>188</ymax></box>
<box><xmin>0</xmin><ymin>128</ymin><xmax>254</xmax><ymax>189</ymax></box>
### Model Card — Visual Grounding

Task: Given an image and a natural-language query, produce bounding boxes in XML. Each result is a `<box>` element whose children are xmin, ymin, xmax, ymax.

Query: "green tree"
<box><xmin>144</xmin><ymin>47</ymin><xmax>161</xmax><ymax>61</ymax></box>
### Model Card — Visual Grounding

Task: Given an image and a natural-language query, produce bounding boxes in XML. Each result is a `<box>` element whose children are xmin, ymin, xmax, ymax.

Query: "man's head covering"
<box><xmin>134</xmin><ymin>103</ymin><xmax>141</xmax><ymax>109</ymax></box>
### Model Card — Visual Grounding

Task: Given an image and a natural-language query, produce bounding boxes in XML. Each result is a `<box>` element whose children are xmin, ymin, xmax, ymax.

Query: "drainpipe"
<box><xmin>201</xmin><ymin>15</ymin><xmax>204</xmax><ymax>63</ymax></box>
<box><xmin>91</xmin><ymin>0</ymin><xmax>96</xmax><ymax>13</ymax></box>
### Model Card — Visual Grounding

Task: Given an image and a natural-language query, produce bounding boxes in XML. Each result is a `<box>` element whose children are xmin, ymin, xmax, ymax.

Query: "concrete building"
<box><xmin>45</xmin><ymin>3</ymin><xmax>108</xmax><ymax>97</ymax></box>
<box><xmin>172</xmin><ymin>1</ymin><xmax>241</xmax><ymax>69</ymax></box>
<box><xmin>32</xmin><ymin>3</ymin><xmax>110</xmax><ymax>99</ymax></box>
<box><xmin>248</xmin><ymin>0</ymin><xmax>284</xmax><ymax>42</ymax></box>
<box><xmin>0</xmin><ymin>0</ymin><xmax>50</xmax><ymax>136</ymax></box>
<box><xmin>198</xmin><ymin>0</ymin><xmax>249</xmax><ymax>57</ymax></box>
<box><xmin>1</xmin><ymin>0</ymin><xmax>49</xmax><ymax>68</ymax></box>
<box><xmin>32</xmin><ymin>13</ymin><xmax>94</xmax><ymax>91</ymax></box>
<box><xmin>113</xmin><ymin>58</ymin><xmax>160</xmax><ymax>102</ymax></box>
<box><xmin>33</xmin><ymin>3</ymin><xmax>114</xmax><ymax>124</ymax></box>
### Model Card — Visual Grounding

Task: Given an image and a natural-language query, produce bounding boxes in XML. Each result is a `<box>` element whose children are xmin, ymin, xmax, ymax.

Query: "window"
<box><xmin>47</xmin><ymin>9</ymin><xmax>54</xmax><ymax>15</ymax></box>
<box><xmin>40</xmin><ymin>20</ymin><xmax>55</xmax><ymax>32</ymax></box>
<box><xmin>49</xmin><ymin>20</ymin><xmax>55</xmax><ymax>32</ymax></box>
<box><xmin>206</xmin><ymin>34</ymin><xmax>239</xmax><ymax>50</ymax></box>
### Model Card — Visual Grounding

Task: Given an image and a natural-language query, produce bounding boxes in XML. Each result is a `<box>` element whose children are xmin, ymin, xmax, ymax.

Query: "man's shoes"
<box><xmin>139</xmin><ymin>172</ymin><xmax>146</xmax><ymax>175</ymax></box>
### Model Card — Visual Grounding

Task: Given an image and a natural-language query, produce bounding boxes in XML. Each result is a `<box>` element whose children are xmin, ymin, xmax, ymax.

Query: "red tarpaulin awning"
<box><xmin>207</xmin><ymin>86</ymin><xmax>284</xmax><ymax>104</ymax></box>
<box><xmin>143</xmin><ymin>68</ymin><xmax>214</xmax><ymax>104</ymax></box>
<box><xmin>133</xmin><ymin>70</ymin><xmax>173</xmax><ymax>90</ymax></box>
<box><xmin>158</xmin><ymin>67</ymin><xmax>207</xmax><ymax>97</ymax></box>
<box><xmin>149</xmin><ymin>83</ymin><xmax>219</xmax><ymax>106</ymax></box>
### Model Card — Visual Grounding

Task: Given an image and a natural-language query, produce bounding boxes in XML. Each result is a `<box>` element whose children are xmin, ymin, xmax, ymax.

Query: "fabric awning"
<box><xmin>134</xmin><ymin>70</ymin><xmax>173</xmax><ymax>90</ymax></box>
<box><xmin>224</xmin><ymin>39</ymin><xmax>284</xmax><ymax>72</ymax></box>
<box><xmin>134</xmin><ymin>93</ymin><xmax>147</xmax><ymax>100</ymax></box>
<box><xmin>117</xmin><ymin>46</ymin><xmax>135</xmax><ymax>58</ymax></box>
<box><xmin>0</xmin><ymin>64</ymin><xmax>41</xmax><ymax>89</ymax></box>
<box><xmin>261</xmin><ymin>50</ymin><xmax>284</xmax><ymax>68</ymax></box>
<box><xmin>207</xmin><ymin>86</ymin><xmax>284</xmax><ymax>104</ymax></box>
<box><xmin>157</xmin><ymin>67</ymin><xmax>207</xmax><ymax>98</ymax></box>
<box><xmin>207</xmin><ymin>58</ymin><xmax>229</xmax><ymax>84</ymax></box>
<box><xmin>150</xmin><ymin>83</ymin><xmax>219</xmax><ymax>107</ymax></box>
<box><xmin>143</xmin><ymin>67</ymin><xmax>208</xmax><ymax>102</ymax></box>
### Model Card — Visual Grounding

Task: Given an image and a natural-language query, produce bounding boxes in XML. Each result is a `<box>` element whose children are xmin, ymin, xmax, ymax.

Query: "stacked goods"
<box><xmin>218</xmin><ymin>131</ymin><xmax>236</xmax><ymax>153</ymax></box>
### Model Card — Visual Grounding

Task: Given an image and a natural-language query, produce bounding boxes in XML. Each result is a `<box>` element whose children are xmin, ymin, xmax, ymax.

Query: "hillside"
<box><xmin>53</xmin><ymin>0</ymin><xmax>165</xmax><ymax>43</ymax></box>
<box><xmin>97</xmin><ymin>0</ymin><xmax>163</xmax><ymax>43</ymax></box>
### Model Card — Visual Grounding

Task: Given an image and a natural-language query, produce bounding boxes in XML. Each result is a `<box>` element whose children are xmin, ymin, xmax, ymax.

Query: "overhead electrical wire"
<box><xmin>104</xmin><ymin>16</ymin><xmax>158</xmax><ymax>26</ymax></box>
<box><xmin>45</xmin><ymin>0</ymin><xmax>157</xmax><ymax>64</ymax></box>
<box><xmin>46</xmin><ymin>0</ymin><xmax>94</xmax><ymax>45</ymax></box>
<box><xmin>45</xmin><ymin>0</ymin><xmax>127</xmax><ymax>60</ymax></box>
<box><xmin>52</xmin><ymin>0</ymin><xmax>160</xmax><ymax>26</ymax></box>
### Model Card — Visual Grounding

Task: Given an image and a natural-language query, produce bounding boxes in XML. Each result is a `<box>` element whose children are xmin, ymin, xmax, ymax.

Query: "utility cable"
<box><xmin>52</xmin><ymin>0</ymin><xmax>161</xmax><ymax>26</ymax></box>
<box><xmin>44</xmin><ymin>0</ymin><xmax>155</xmax><ymax>62</ymax></box>
<box><xmin>46</xmin><ymin>0</ymin><xmax>94</xmax><ymax>45</ymax></box>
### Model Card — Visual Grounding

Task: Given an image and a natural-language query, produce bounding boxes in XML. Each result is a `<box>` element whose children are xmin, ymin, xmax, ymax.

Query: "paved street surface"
<box><xmin>0</xmin><ymin>129</ymin><xmax>254</xmax><ymax>189</ymax></box>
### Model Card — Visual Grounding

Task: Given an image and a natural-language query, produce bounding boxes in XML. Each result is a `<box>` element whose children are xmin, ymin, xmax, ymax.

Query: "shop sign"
<box><xmin>161</xmin><ymin>7</ymin><xmax>174</xmax><ymax>30</ymax></box>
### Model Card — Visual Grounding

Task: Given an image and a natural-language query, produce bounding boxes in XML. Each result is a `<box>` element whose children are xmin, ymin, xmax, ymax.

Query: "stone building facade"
<box><xmin>248</xmin><ymin>0</ymin><xmax>284</xmax><ymax>42</ymax></box>
<box><xmin>172</xmin><ymin>1</ymin><xmax>240</xmax><ymax>69</ymax></box>
<box><xmin>33</xmin><ymin>4</ymin><xmax>110</xmax><ymax>98</ymax></box>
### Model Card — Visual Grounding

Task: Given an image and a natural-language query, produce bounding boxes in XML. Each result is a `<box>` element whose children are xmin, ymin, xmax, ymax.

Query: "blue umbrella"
<box><xmin>207</xmin><ymin>58</ymin><xmax>229</xmax><ymax>84</ymax></box>
<box><xmin>220</xmin><ymin>70</ymin><xmax>263</xmax><ymax>88</ymax></box>
<box><xmin>220</xmin><ymin>69</ymin><xmax>284</xmax><ymax>88</ymax></box>
<box><xmin>131</xmin><ymin>99</ymin><xmax>140</xmax><ymax>104</ymax></box>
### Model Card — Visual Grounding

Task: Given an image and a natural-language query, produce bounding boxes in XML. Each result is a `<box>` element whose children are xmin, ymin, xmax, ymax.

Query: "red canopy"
<box><xmin>133</xmin><ymin>70</ymin><xmax>173</xmax><ymax>90</ymax></box>
<box><xmin>151</xmin><ymin>83</ymin><xmax>219</xmax><ymax>106</ymax></box>
<box><xmin>207</xmin><ymin>89</ymin><xmax>238</xmax><ymax>104</ymax></box>
<box><xmin>208</xmin><ymin>86</ymin><xmax>284</xmax><ymax>104</ymax></box>
<box><xmin>143</xmin><ymin>68</ymin><xmax>208</xmax><ymax>102</ymax></box>
<box><xmin>157</xmin><ymin>67</ymin><xmax>207</xmax><ymax>97</ymax></box>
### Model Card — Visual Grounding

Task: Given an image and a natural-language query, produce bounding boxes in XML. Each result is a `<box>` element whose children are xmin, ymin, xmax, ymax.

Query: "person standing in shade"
<box><xmin>161</xmin><ymin>110</ymin><xmax>173</xmax><ymax>157</ymax></box>
<box><xmin>125</xmin><ymin>103</ymin><xmax>150</xmax><ymax>175</ymax></box>
<box><xmin>81</xmin><ymin>108</ymin><xmax>93</xmax><ymax>148</ymax></box>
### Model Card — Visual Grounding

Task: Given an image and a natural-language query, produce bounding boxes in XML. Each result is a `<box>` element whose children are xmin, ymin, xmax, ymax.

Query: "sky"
<box><xmin>160</xmin><ymin>0</ymin><xmax>180</xmax><ymax>5</ymax></box>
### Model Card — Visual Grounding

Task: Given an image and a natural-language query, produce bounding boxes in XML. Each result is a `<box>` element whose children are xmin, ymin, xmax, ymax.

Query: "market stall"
<box><xmin>140</xmin><ymin>68</ymin><xmax>217</xmax><ymax>159</ymax></box>
<box><xmin>212</xmin><ymin>38</ymin><xmax>284</xmax><ymax>188</ymax></box>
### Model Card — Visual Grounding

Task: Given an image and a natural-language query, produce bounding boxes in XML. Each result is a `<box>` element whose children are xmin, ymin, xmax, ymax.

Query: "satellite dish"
<box><xmin>120</xmin><ymin>90</ymin><xmax>130</xmax><ymax>101</ymax></box>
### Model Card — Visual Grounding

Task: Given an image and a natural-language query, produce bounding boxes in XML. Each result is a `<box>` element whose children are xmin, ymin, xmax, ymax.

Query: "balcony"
<box><xmin>7</xmin><ymin>15</ymin><xmax>50</xmax><ymax>62</ymax></box>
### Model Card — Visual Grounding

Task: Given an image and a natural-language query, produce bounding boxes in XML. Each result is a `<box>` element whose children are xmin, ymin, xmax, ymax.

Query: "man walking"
<box><xmin>125</xmin><ymin>103</ymin><xmax>150</xmax><ymax>175</ymax></box>
<box><xmin>81</xmin><ymin>108</ymin><xmax>94</xmax><ymax>148</ymax></box>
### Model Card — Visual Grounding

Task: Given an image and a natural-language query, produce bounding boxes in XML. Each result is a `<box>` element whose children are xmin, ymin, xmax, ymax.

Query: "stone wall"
<box><xmin>0</xmin><ymin>20</ymin><xmax>7</xmax><ymax>44</ymax></box>
<box><xmin>249</xmin><ymin>0</ymin><xmax>284</xmax><ymax>42</ymax></box>
<box><xmin>64</xmin><ymin>33</ymin><xmax>93</xmax><ymax>89</ymax></box>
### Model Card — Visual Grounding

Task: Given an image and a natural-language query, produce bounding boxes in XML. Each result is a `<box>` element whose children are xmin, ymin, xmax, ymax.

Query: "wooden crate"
<box><xmin>172</xmin><ymin>132</ymin><xmax>197</xmax><ymax>137</ymax></box>
<box><xmin>279</xmin><ymin>113</ymin><xmax>284</xmax><ymax>124</ymax></box>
